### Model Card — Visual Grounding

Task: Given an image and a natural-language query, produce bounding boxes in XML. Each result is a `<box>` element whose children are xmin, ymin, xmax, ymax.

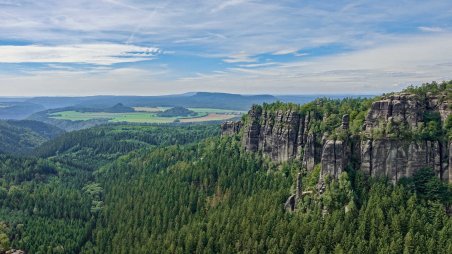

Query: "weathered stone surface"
<box><xmin>241</xmin><ymin>92</ymin><xmax>451</xmax><ymax>183</ymax></box>
<box><xmin>243</xmin><ymin>105</ymin><xmax>262</xmax><ymax>152</ymax></box>
<box><xmin>6</xmin><ymin>250</ymin><xmax>25</xmax><ymax>254</ymax></box>
<box><xmin>321</xmin><ymin>139</ymin><xmax>350</xmax><ymax>179</ymax></box>
<box><xmin>221</xmin><ymin>121</ymin><xmax>242</xmax><ymax>136</ymax></box>
<box><xmin>242</xmin><ymin>106</ymin><xmax>306</xmax><ymax>163</ymax></box>
<box><xmin>342</xmin><ymin>114</ymin><xmax>349</xmax><ymax>130</ymax></box>
<box><xmin>428</xmin><ymin>93</ymin><xmax>450</xmax><ymax>122</ymax></box>
<box><xmin>364</xmin><ymin>93</ymin><xmax>423</xmax><ymax>133</ymax></box>
<box><xmin>295</xmin><ymin>172</ymin><xmax>302</xmax><ymax>200</ymax></box>
<box><xmin>284</xmin><ymin>194</ymin><xmax>296</xmax><ymax>212</ymax></box>
<box><xmin>302</xmin><ymin>134</ymin><xmax>320</xmax><ymax>171</ymax></box>
<box><xmin>449</xmin><ymin>141</ymin><xmax>452</xmax><ymax>183</ymax></box>
<box><xmin>358</xmin><ymin>139</ymin><xmax>450</xmax><ymax>183</ymax></box>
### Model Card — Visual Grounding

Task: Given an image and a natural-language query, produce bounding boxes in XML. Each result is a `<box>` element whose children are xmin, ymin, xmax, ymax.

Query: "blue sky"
<box><xmin>0</xmin><ymin>0</ymin><xmax>452</xmax><ymax>96</ymax></box>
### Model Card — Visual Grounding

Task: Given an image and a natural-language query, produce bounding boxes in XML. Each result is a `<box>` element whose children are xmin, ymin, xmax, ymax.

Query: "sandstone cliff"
<box><xmin>223</xmin><ymin>91</ymin><xmax>451</xmax><ymax>183</ymax></box>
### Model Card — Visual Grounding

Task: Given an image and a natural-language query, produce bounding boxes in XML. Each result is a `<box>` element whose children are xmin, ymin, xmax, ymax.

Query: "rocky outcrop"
<box><xmin>449</xmin><ymin>141</ymin><xmax>452</xmax><ymax>183</ymax></box>
<box><xmin>6</xmin><ymin>249</ymin><xmax>25</xmax><ymax>254</ymax></box>
<box><xmin>301</xmin><ymin>134</ymin><xmax>321</xmax><ymax>171</ymax></box>
<box><xmin>364</xmin><ymin>93</ymin><xmax>424</xmax><ymax>132</ymax></box>
<box><xmin>221</xmin><ymin>121</ymin><xmax>242</xmax><ymax>136</ymax></box>
<box><xmin>242</xmin><ymin>106</ymin><xmax>306</xmax><ymax>162</ymax></box>
<box><xmin>242</xmin><ymin>105</ymin><xmax>262</xmax><ymax>152</ymax></box>
<box><xmin>342</xmin><ymin>114</ymin><xmax>349</xmax><ymax>130</ymax></box>
<box><xmin>237</xmin><ymin>91</ymin><xmax>451</xmax><ymax>183</ymax></box>
<box><xmin>428</xmin><ymin>93</ymin><xmax>450</xmax><ymax>122</ymax></box>
<box><xmin>321</xmin><ymin>139</ymin><xmax>350</xmax><ymax>179</ymax></box>
<box><xmin>359</xmin><ymin>139</ymin><xmax>448</xmax><ymax>183</ymax></box>
<box><xmin>284</xmin><ymin>194</ymin><xmax>296</xmax><ymax>212</ymax></box>
<box><xmin>358</xmin><ymin>92</ymin><xmax>450</xmax><ymax>182</ymax></box>
<box><xmin>240</xmin><ymin>106</ymin><xmax>324</xmax><ymax>166</ymax></box>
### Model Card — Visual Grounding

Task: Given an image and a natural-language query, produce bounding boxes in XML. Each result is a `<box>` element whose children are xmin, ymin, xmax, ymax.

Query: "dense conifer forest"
<box><xmin>0</xmin><ymin>82</ymin><xmax>451</xmax><ymax>253</ymax></box>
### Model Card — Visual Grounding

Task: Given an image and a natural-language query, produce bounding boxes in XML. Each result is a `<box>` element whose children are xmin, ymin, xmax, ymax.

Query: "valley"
<box><xmin>48</xmin><ymin>107</ymin><xmax>243</xmax><ymax>124</ymax></box>
<box><xmin>0</xmin><ymin>81</ymin><xmax>450</xmax><ymax>253</ymax></box>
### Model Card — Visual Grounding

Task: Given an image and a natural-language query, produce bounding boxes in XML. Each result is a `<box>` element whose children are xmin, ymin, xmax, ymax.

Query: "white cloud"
<box><xmin>177</xmin><ymin>33</ymin><xmax>452</xmax><ymax>94</ymax></box>
<box><xmin>211</xmin><ymin>0</ymin><xmax>248</xmax><ymax>13</ymax></box>
<box><xmin>1</xmin><ymin>1</ymin><xmax>452</xmax><ymax>95</ymax></box>
<box><xmin>0</xmin><ymin>44</ymin><xmax>160</xmax><ymax>65</ymax></box>
<box><xmin>223</xmin><ymin>52</ymin><xmax>257</xmax><ymax>63</ymax></box>
<box><xmin>272</xmin><ymin>48</ymin><xmax>299</xmax><ymax>55</ymax></box>
<box><xmin>418</xmin><ymin>26</ymin><xmax>444</xmax><ymax>32</ymax></box>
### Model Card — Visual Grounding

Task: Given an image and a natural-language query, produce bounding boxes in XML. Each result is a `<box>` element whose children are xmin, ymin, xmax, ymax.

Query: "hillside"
<box><xmin>0</xmin><ymin>102</ymin><xmax>45</xmax><ymax>120</ymax></box>
<box><xmin>0</xmin><ymin>120</ymin><xmax>64</xmax><ymax>155</ymax></box>
<box><xmin>25</xmin><ymin>92</ymin><xmax>278</xmax><ymax>111</ymax></box>
<box><xmin>0</xmin><ymin>82</ymin><xmax>451</xmax><ymax>253</ymax></box>
<box><xmin>156</xmin><ymin>107</ymin><xmax>196</xmax><ymax>117</ymax></box>
<box><xmin>34</xmin><ymin>124</ymin><xmax>220</xmax><ymax>170</ymax></box>
<box><xmin>76</xmin><ymin>103</ymin><xmax>135</xmax><ymax>113</ymax></box>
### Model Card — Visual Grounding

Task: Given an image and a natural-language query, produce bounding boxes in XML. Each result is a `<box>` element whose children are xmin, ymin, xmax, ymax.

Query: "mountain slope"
<box><xmin>25</xmin><ymin>92</ymin><xmax>278</xmax><ymax>111</ymax></box>
<box><xmin>0</xmin><ymin>120</ymin><xmax>64</xmax><ymax>154</ymax></box>
<box><xmin>85</xmin><ymin>136</ymin><xmax>452</xmax><ymax>253</ymax></box>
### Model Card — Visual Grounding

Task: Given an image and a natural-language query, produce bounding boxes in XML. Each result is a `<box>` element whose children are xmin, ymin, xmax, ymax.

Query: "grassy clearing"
<box><xmin>134</xmin><ymin>107</ymin><xmax>244</xmax><ymax>114</ymax></box>
<box><xmin>49</xmin><ymin>108</ymin><xmax>241</xmax><ymax>123</ymax></box>
<box><xmin>179</xmin><ymin>113</ymin><xmax>239</xmax><ymax>122</ymax></box>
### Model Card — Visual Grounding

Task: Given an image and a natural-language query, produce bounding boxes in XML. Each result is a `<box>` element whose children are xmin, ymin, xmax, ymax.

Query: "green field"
<box><xmin>49</xmin><ymin>108</ymin><xmax>243</xmax><ymax>123</ymax></box>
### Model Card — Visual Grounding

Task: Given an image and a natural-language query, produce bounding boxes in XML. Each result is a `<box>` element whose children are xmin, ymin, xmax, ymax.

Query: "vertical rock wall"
<box><xmin>225</xmin><ymin>92</ymin><xmax>451</xmax><ymax>183</ymax></box>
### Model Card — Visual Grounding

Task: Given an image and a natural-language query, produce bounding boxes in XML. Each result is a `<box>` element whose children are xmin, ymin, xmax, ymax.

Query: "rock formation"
<box><xmin>226</xmin><ymin>91</ymin><xmax>451</xmax><ymax>183</ymax></box>
<box><xmin>221</xmin><ymin>121</ymin><xmax>242</xmax><ymax>136</ymax></box>
<box><xmin>237</xmin><ymin>106</ymin><xmax>324</xmax><ymax>165</ymax></box>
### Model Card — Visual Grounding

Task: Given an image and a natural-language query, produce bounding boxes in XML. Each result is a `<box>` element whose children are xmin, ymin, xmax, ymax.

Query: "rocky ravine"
<box><xmin>222</xmin><ymin>92</ymin><xmax>451</xmax><ymax>184</ymax></box>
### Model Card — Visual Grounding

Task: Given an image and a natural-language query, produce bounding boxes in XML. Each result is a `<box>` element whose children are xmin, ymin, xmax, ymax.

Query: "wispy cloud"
<box><xmin>272</xmin><ymin>48</ymin><xmax>299</xmax><ymax>55</ymax></box>
<box><xmin>418</xmin><ymin>26</ymin><xmax>444</xmax><ymax>32</ymax></box>
<box><xmin>0</xmin><ymin>44</ymin><xmax>160</xmax><ymax>65</ymax></box>
<box><xmin>0</xmin><ymin>0</ymin><xmax>452</xmax><ymax>95</ymax></box>
<box><xmin>223</xmin><ymin>52</ymin><xmax>257</xmax><ymax>63</ymax></box>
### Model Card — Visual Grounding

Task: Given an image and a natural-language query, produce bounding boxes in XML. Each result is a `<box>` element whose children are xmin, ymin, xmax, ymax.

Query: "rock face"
<box><xmin>221</xmin><ymin>121</ymin><xmax>242</xmax><ymax>136</ymax></box>
<box><xmin>360</xmin><ymin>139</ymin><xmax>447</xmax><ymax>183</ymax></box>
<box><xmin>284</xmin><ymin>194</ymin><xmax>296</xmax><ymax>212</ymax></box>
<box><xmin>238</xmin><ymin>92</ymin><xmax>451</xmax><ymax>183</ymax></box>
<box><xmin>240</xmin><ymin>106</ymin><xmax>323</xmax><ymax>165</ymax></box>
<box><xmin>449</xmin><ymin>141</ymin><xmax>452</xmax><ymax>182</ymax></box>
<box><xmin>364</xmin><ymin>93</ymin><xmax>423</xmax><ymax>132</ymax></box>
<box><xmin>359</xmin><ymin>92</ymin><xmax>450</xmax><ymax>182</ymax></box>
<box><xmin>321</xmin><ymin>139</ymin><xmax>350</xmax><ymax>179</ymax></box>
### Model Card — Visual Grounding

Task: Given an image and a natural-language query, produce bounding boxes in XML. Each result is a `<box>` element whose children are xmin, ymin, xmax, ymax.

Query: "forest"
<box><xmin>0</xmin><ymin>82</ymin><xmax>450</xmax><ymax>253</ymax></box>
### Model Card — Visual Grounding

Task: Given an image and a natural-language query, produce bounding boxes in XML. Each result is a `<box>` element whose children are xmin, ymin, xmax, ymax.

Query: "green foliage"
<box><xmin>0</xmin><ymin>222</ymin><xmax>10</xmax><ymax>253</ymax></box>
<box><xmin>418</xmin><ymin>112</ymin><xmax>443</xmax><ymax>140</ymax></box>
<box><xmin>258</xmin><ymin>97</ymin><xmax>374</xmax><ymax>139</ymax></box>
<box><xmin>445</xmin><ymin>115</ymin><xmax>452</xmax><ymax>139</ymax></box>
<box><xmin>0</xmin><ymin>120</ymin><xmax>63</xmax><ymax>155</ymax></box>
<box><xmin>0</xmin><ymin>123</ymin><xmax>220</xmax><ymax>253</ymax></box>
<box><xmin>77</xmin><ymin>137</ymin><xmax>451</xmax><ymax>254</ymax></box>
<box><xmin>303</xmin><ymin>164</ymin><xmax>321</xmax><ymax>189</ymax></box>
<box><xmin>402</xmin><ymin>80</ymin><xmax>452</xmax><ymax>97</ymax></box>
<box><xmin>156</xmin><ymin>106</ymin><xmax>197</xmax><ymax>117</ymax></box>
<box><xmin>412</xmin><ymin>168</ymin><xmax>451</xmax><ymax>204</ymax></box>
<box><xmin>34</xmin><ymin>124</ymin><xmax>219</xmax><ymax>170</ymax></box>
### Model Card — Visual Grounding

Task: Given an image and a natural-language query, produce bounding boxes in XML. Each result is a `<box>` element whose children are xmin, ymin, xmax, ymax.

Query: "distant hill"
<box><xmin>0</xmin><ymin>120</ymin><xmax>64</xmax><ymax>155</ymax></box>
<box><xmin>157</xmin><ymin>107</ymin><xmax>196</xmax><ymax>117</ymax></box>
<box><xmin>0</xmin><ymin>93</ymin><xmax>375</xmax><ymax>121</ymax></box>
<box><xmin>77</xmin><ymin>103</ymin><xmax>135</xmax><ymax>113</ymax></box>
<box><xmin>23</xmin><ymin>92</ymin><xmax>279</xmax><ymax>111</ymax></box>
<box><xmin>0</xmin><ymin>102</ymin><xmax>46</xmax><ymax>120</ymax></box>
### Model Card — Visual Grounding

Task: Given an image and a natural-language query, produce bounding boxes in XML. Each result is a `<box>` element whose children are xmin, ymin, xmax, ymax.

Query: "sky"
<box><xmin>0</xmin><ymin>0</ymin><xmax>452</xmax><ymax>96</ymax></box>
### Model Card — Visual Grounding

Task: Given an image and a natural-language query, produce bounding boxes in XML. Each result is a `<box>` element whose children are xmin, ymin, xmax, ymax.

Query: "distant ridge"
<box><xmin>1</xmin><ymin>92</ymin><xmax>376</xmax><ymax>120</ymax></box>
